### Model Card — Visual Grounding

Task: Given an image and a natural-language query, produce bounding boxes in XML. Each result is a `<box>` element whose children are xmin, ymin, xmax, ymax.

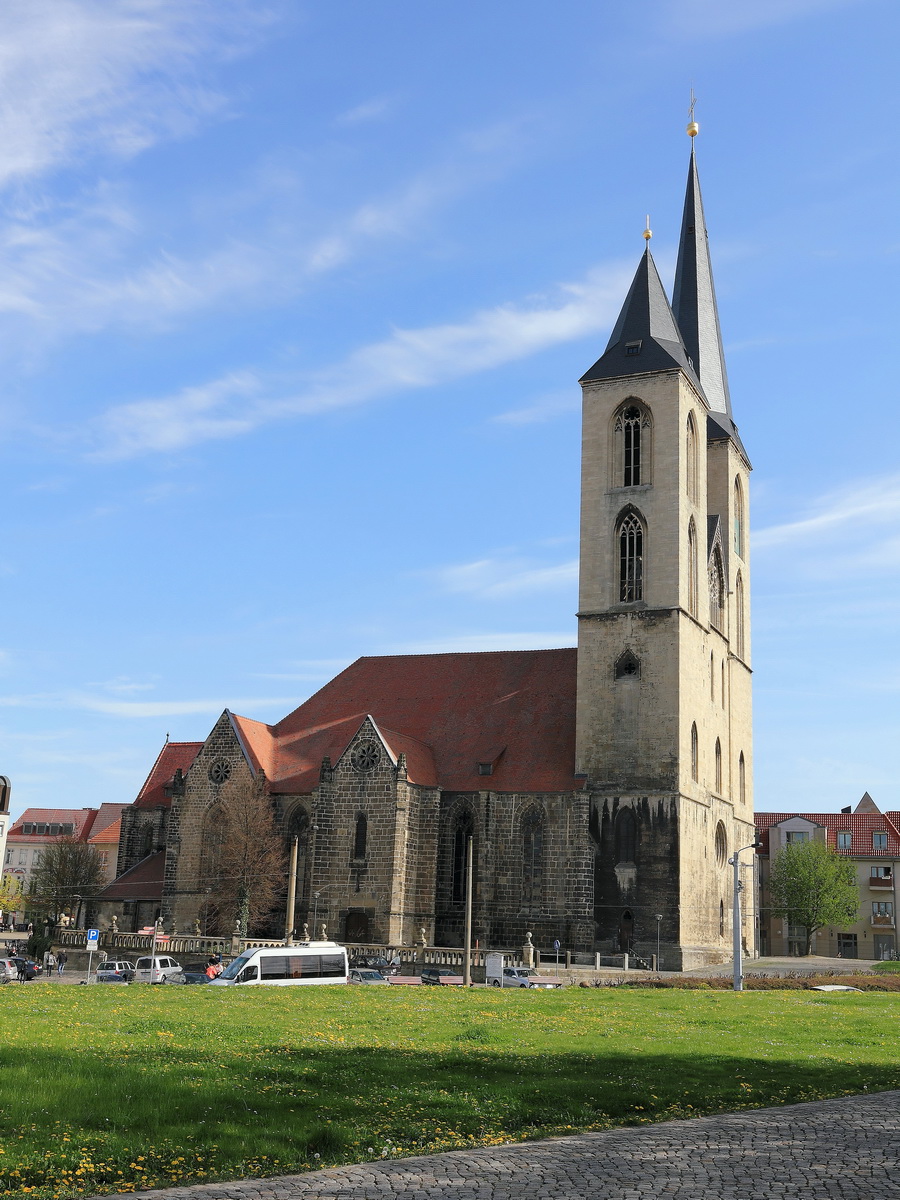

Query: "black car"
<box><xmin>349</xmin><ymin>954</ymin><xmax>399</xmax><ymax>975</ymax></box>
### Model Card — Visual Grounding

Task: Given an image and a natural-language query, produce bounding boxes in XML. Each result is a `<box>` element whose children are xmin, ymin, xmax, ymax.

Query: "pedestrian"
<box><xmin>57</xmin><ymin>951</ymin><xmax>67</xmax><ymax>976</ymax></box>
<box><xmin>204</xmin><ymin>958</ymin><xmax>219</xmax><ymax>979</ymax></box>
<box><xmin>44</xmin><ymin>949</ymin><xmax>56</xmax><ymax>977</ymax></box>
<box><xmin>16</xmin><ymin>959</ymin><xmax>27</xmax><ymax>983</ymax></box>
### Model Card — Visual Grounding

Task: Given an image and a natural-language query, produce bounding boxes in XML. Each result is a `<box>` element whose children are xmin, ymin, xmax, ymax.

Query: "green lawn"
<box><xmin>2</xmin><ymin>985</ymin><xmax>899</xmax><ymax>1198</ymax></box>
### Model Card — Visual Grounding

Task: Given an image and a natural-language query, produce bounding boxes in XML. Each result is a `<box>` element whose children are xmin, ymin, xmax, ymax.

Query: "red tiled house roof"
<box><xmin>231</xmin><ymin>649</ymin><xmax>579</xmax><ymax>795</ymax></box>
<box><xmin>8</xmin><ymin>808</ymin><xmax>99</xmax><ymax>840</ymax></box>
<box><xmin>133</xmin><ymin>741</ymin><xmax>203</xmax><ymax>809</ymax></box>
<box><xmin>755</xmin><ymin>811</ymin><xmax>900</xmax><ymax>858</ymax></box>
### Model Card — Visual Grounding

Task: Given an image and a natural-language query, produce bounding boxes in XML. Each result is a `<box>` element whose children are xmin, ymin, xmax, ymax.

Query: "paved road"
<box><xmin>95</xmin><ymin>1090</ymin><xmax>900</xmax><ymax>1200</ymax></box>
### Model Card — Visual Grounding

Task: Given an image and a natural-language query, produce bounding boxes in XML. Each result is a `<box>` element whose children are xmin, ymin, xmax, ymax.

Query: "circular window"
<box><xmin>208</xmin><ymin>759</ymin><xmax>232</xmax><ymax>785</ymax></box>
<box><xmin>715</xmin><ymin>821</ymin><xmax>728</xmax><ymax>867</ymax></box>
<box><xmin>350</xmin><ymin>740</ymin><xmax>380</xmax><ymax>772</ymax></box>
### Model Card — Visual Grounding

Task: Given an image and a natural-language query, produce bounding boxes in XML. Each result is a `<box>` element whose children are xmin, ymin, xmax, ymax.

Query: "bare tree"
<box><xmin>208</xmin><ymin>772</ymin><xmax>286</xmax><ymax>935</ymax></box>
<box><xmin>28</xmin><ymin>838</ymin><xmax>107</xmax><ymax>922</ymax></box>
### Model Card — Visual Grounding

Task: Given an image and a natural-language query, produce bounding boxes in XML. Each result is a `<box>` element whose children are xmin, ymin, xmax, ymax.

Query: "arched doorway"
<box><xmin>618</xmin><ymin>910</ymin><xmax>634</xmax><ymax>952</ymax></box>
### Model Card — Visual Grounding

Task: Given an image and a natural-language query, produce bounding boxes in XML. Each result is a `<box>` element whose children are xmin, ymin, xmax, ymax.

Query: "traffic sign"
<box><xmin>553</xmin><ymin>939</ymin><xmax>560</xmax><ymax>951</ymax></box>
<box><xmin>86</xmin><ymin>928</ymin><xmax>99</xmax><ymax>948</ymax></box>
<box><xmin>155</xmin><ymin>935</ymin><xmax>170</xmax><ymax>945</ymax></box>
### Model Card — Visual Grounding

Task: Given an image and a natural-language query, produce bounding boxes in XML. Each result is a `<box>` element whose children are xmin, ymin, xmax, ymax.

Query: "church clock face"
<box><xmin>350</xmin><ymin>740</ymin><xmax>380</xmax><ymax>772</ymax></box>
<box><xmin>208</xmin><ymin>759</ymin><xmax>232</xmax><ymax>785</ymax></box>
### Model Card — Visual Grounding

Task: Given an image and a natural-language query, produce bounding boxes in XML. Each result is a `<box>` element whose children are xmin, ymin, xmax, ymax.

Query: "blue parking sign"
<box><xmin>86</xmin><ymin>928</ymin><xmax>99</xmax><ymax>948</ymax></box>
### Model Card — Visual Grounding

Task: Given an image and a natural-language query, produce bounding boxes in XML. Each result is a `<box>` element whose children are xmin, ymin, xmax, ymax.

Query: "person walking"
<box><xmin>43</xmin><ymin>949</ymin><xmax>56</xmax><ymax>978</ymax></box>
<box><xmin>56</xmin><ymin>950</ymin><xmax>67</xmax><ymax>976</ymax></box>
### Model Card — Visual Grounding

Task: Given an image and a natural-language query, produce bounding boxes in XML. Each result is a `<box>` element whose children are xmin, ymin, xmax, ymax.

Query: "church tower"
<box><xmin>576</xmin><ymin>129</ymin><xmax>755</xmax><ymax>969</ymax></box>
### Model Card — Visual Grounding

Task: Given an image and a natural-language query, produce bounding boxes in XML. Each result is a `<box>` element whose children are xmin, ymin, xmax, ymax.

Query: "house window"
<box><xmin>836</xmin><ymin>831</ymin><xmax>852</xmax><ymax>850</ymax></box>
<box><xmin>874</xmin><ymin>832</ymin><xmax>889</xmax><ymax>851</ymax></box>
<box><xmin>871</xmin><ymin>866</ymin><xmax>892</xmax><ymax>881</ymax></box>
<box><xmin>719</xmin><ymin>899</ymin><xmax>725</xmax><ymax>937</ymax></box>
<box><xmin>714</xmin><ymin>739</ymin><xmax>722</xmax><ymax>793</ymax></box>
<box><xmin>872</xmin><ymin>902</ymin><xmax>894</xmax><ymax>923</ymax></box>
<box><xmin>690</xmin><ymin>723</ymin><xmax>698</xmax><ymax>782</ymax></box>
<box><xmin>739</xmin><ymin>753</ymin><xmax>746</xmax><ymax>805</ymax></box>
<box><xmin>837</xmin><ymin>932</ymin><xmax>858</xmax><ymax>958</ymax></box>
<box><xmin>622</xmin><ymin>406</ymin><xmax>642</xmax><ymax>486</ymax></box>
<box><xmin>614</xmin><ymin>650</ymin><xmax>640</xmax><ymax>680</ymax></box>
<box><xmin>785</xmin><ymin>831</ymin><xmax>810</xmax><ymax>844</ymax></box>
<box><xmin>735</xmin><ymin>573</ymin><xmax>746</xmax><ymax>660</ymax></box>
<box><xmin>709</xmin><ymin>652</ymin><xmax>715</xmax><ymax>701</ymax></box>
<box><xmin>617</xmin><ymin>511</ymin><xmax>644</xmax><ymax>602</ymax></box>
<box><xmin>715</xmin><ymin>822</ymin><xmax>727</xmax><ymax>867</ymax></box>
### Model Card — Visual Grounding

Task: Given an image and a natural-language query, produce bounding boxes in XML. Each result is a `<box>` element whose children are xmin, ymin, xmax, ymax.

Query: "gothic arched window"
<box><xmin>691</xmin><ymin>723</ymin><xmax>699</xmax><ymax>782</ymax></box>
<box><xmin>452</xmin><ymin>810</ymin><xmax>474</xmax><ymax>903</ymax></box>
<box><xmin>733</xmin><ymin>476</ymin><xmax>745</xmax><ymax>558</ymax></box>
<box><xmin>615</xmin><ymin>808</ymin><xmax>637</xmax><ymax>864</ymax></box>
<box><xmin>735</xmin><ymin>572</ymin><xmax>746</xmax><ymax>660</ymax></box>
<box><xmin>709</xmin><ymin>652</ymin><xmax>715</xmax><ymax>701</ymax></box>
<box><xmin>688</xmin><ymin>518</ymin><xmax>698</xmax><ymax>617</ymax></box>
<box><xmin>686</xmin><ymin>413</ymin><xmax>698</xmax><ymax>502</ymax></box>
<box><xmin>719</xmin><ymin>899</ymin><xmax>725</xmax><ymax>937</ymax></box>
<box><xmin>618</xmin><ymin>510</ymin><xmax>644</xmax><ymax>602</ymax></box>
<box><xmin>709</xmin><ymin>548</ymin><xmax>725</xmax><ymax>632</ymax></box>
<box><xmin>614</xmin><ymin>401</ymin><xmax>651</xmax><ymax>488</ymax></box>
<box><xmin>353</xmin><ymin>813</ymin><xmax>368</xmax><ymax>860</ymax></box>
<box><xmin>614</xmin><ymin>649</ymin><xmax>640</xmax><ymax>680</ymax></box>
<box><xmin>521</xmin><ymin>807</ymin><xmax>544</xmax><ymax>904</ymax></box>
<box><xmin>739</xmin><ymin>752</ymin><xmax>746</xmax><ymax>805</ymax></box>
<box><xmin>200</xmin><ymin>805</ymin><xmax>225</xmax><ymax>887</ymax></box>
<box><xmin>287</xmin><ymin>807</ymin><xmax>311</xmax><ymax>904</ymax></box>
<box><xmin>714</xmin><ymin>738</ymin><xmax>723</xmax><ymax>793</ymax></box>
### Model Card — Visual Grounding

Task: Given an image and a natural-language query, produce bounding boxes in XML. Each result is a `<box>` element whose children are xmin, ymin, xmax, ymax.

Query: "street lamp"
<box><xmin>729</xmin><ymin>840</ymin><xmax>762</xmax><ymax>991</ymax></box>
<box><xmin>313</xmin><ymin>891</ymin><xmax>321</xmax><ymax>937</ymax></box>
<box><xmin>655</xmin><ymin>913</ymin><xmax>662</xmax><ymax>969</ymax></box>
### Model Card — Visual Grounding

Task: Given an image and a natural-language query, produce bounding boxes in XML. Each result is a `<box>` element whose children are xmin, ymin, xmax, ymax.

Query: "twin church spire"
<box><xmin>580</xmin><ymin>133</ymin><xmax>733</xmax><ymax>427</ymax></box>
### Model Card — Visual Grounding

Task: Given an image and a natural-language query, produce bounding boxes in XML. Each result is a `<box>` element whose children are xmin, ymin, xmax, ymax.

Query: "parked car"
<box><xmin>420</xmin><ymin>966</ymin><xmax>464</xmax><ymax>986</ymax></box>
<box><xmin>133</xmin><ymin>955</ymin><xmax>182</xmax><ymax>983</ymax></box>
<box><xmin>490</xmin><ymin>967</ymin><xmax>561</xmax><ymax>989</ymax></box>
<box><xmin>169</xmin><ymin>963</ymin><xmax>215</xmax><ymax>984</ymax></box>
<box><xmin>96</xmin><ymin>960</ymin><xmax>136</xmax><ymax>983</ymax></box>
<box><xmin>348</xmin><ymin>954</ymin><xmax>399</xmax><ymax>975</ymax></box>
<box><xmin>0</xmin><ymin>957</ymin><xmax>41</xmax><ymax>981</ymax></box>
<box><xmin>348</xmin><ymin>968</ymin><xmax>388</xmax><ymax>984</ymax></box>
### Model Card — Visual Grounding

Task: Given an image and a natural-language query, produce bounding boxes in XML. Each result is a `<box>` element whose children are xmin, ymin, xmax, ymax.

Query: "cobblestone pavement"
<box><xmin>96</xmin><ymin>1090</ymin><xmax>900</xmax><ymax>1200</ymax></box>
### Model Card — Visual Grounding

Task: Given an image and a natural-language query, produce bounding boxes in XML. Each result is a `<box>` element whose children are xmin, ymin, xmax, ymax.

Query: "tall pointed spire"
<box><xmin>580</xmin><ymin>246</ymin><xmax>701</xmax><ymax>388</ymax></box>
<box><xmin>672</xmin><ymin>141</ymin><xmax>732</xmax><ymax>418</ymax></box>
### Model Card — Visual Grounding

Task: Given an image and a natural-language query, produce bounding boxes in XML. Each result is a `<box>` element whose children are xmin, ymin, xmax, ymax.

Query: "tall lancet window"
<box><xmin>688</xmin><ymin>518</ymin><xmax>698</xmax><ymax>617</ymax></box>
<box><xmin>735</xmin><ymin>572</ymin><xmax>746</xmax><ymax>660</ymax></box>
<box><xmin>521</xmin><ymin>807</ymin><xmax>544</xmax><ymax>905</ymax></box>
<box><xmin>617</xmin><ymin>511</ymin><xmax>644</xmax><ymax>602</ymax></box>
<box><xmin>686</xmin><ymin>413</ymin><xmax>698</xmax><ymax>503</ymax></box>
<box><xmin>614</xmin><ymin>401</ymin><xmax>651</xmax><ymax>487</ymax></box>
<box><xmin>709</xmin><ymin>548</ymin><xmax>725</xmax><ymax>632</ymax></box>
<box><xmin>733</xmin><ymin>477</ymin><xmax>745</xmax><ymax>558</ymax></box>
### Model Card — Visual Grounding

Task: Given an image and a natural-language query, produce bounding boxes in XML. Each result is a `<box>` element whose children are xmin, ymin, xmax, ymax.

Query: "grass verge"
<box><xmin>2</xmin><ymin>985</ymin><xmax>899</xmax><ymax>1198</ymax></box>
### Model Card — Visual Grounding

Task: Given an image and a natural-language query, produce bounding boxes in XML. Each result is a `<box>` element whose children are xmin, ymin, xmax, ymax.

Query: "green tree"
<box><xmin>0</xmin><ymin>872</ymin><xmax>23</xmax><ymax>917</ymax></box>
<box><xmin>208</xmin><ymin>773</ymin><xmax>286</xmax><ymax>936</ymax></box>
<box><xmin>768</xmin><ymin>839</ymin><xmax>859</xmax><ymax>955</ymax></box>
<box><xmin>27</xmin><ymin>838</ymin><xmax>107</xmax><ymax>923</ymax></box>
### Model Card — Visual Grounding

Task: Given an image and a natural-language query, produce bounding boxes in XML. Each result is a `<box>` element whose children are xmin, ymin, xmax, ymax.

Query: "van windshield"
<box><xmin>219</xmin><ymin>952</ymin><xmax>252</xmax><ymax>981</ymax></box>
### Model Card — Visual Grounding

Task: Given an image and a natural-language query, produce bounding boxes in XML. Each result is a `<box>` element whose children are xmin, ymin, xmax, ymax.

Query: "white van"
<box><xmin>134</xmin><ymin>955</ymin><xmax>182</xmax><ymax>983</ymax></box>
<box><xmin>210</xmin><ymin>942</ymin><xmax>348</xmax><ymax>986</ymax></box>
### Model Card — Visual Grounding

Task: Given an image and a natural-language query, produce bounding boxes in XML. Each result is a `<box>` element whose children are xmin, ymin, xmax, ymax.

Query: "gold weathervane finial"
<box><xmin>687</xmin><ymin>88</ymin><xmax>699</xmax><ymax>138</ymax></box>
<box><xmin>642</xmin><ymin>214</ymin><xmax>652</xmax><ymax>243</ymax></box>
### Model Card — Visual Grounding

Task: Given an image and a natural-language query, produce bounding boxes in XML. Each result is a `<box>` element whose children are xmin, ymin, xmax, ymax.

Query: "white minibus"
<box><xmin>210</xmin><ymin>942</ymin><xmax>348</xmax><ymax>986</ymax></box>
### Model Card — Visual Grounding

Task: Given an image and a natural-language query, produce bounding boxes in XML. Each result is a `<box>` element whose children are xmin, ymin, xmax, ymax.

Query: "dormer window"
<box><xmin>477</xmin><ymin>763</ymin><xmax>493</xmax><ymax>776</ymax></box>
<box><xmin>625</xmin><ymin>340</ymin><xmax>642</xmax><ymax>357</ymax></box>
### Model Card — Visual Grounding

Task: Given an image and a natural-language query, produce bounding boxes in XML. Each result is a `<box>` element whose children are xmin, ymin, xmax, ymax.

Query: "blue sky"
<box><xmin>0</xmin><ymin>0</ymin><xmax>896</xmax><ymax>820</ymax></box>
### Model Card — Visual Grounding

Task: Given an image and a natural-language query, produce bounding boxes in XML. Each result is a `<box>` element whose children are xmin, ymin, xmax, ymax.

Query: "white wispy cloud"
<box><xmin>0</xmin><ymin>0</ymin><xmax>267</xmax><ymax>187</ymax></box>
<box><xmin>491</xmin><ymin>390</ymin><xmax>580</xmax><ymax>426</ymax></box>
<box><xmin>335</xmin><ymin>96</ymin><xmax>395</xmax><ymax>127</ymax></box>
<box><xmin>433</xmin><ymin>555</ymin><xmax>578</xmax><ymax>600</ymax></box>
<box><xmin>89</xmin><ymin>262</ymin><xmax>633</xmax><ymax>458</ymax></box>
<box><xmin>754</xmin><ymin>476</ymin><xmax>900</xmax><ymax>550</ymax></box>
<box><xmin>390</xmin><ymin>632</ymin><xmax>576</xmax><ymax>654</ymax></box>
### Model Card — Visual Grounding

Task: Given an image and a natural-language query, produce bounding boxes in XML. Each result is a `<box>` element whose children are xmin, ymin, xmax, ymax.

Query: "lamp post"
<box><xmin>655</xmin><ymin>913</ymin><xmax>662</xmax><ymax>969</ymax></box>
<box><xmin>313</xmin><ymin>891</ymin><xmax>321</xmax><ymax>937</ymax></box>
<box><xmin>729</xmin><ymin>840</ymin><xmax>762</xmax><ymax>991</ymax></box>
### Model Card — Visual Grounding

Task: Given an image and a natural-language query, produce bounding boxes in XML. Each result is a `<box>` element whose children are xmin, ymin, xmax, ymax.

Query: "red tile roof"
<box><xmin>133</xmin><ymin>741</ymin><xmax>203</xmax><ymax>809</ymax></box>
<box><xmin>7</xmin><ymin>808</ymin><xmax>98</xmax><ymax>840</ymax></box>
<box><xmin>91</xmin><ymin>803</ymin><xmax>128</xmax><ymax>837</ymax></box>
<box><xmin>89</xmin><ymin>817</ymin><xmax>121</xmax><ymax>846</ymax></box>
<box><xmin>755</xmin><ymin>811</ymin><xmax>900</xmax><ymax>858</ymax></box>
<box><xmin>98</xmin><ymin>851</ymin><xmax>165</xmax><ymax>901</ymax></box>
<box><xmin>231</xmin><ymin>649</ymin><xmax>579</xmax><ymax>794</ymax></box>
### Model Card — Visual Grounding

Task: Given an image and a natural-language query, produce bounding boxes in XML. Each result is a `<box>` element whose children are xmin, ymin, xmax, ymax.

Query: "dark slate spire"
<box><xmin>580</xmin><ymin>246</ymin><xmax>702</xmax><ymax>390</ymax></box>
<box><xmin>672</xmin><ymin>145</ymin><xmax>732</xmax><ymax>418</ymax></box>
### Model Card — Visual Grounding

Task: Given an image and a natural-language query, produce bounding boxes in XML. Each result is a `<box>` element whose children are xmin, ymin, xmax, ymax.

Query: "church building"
<box><xmin>105</xmin><ymin>131</ymin><xmax>755</xmax><ymax>970</ymax></box>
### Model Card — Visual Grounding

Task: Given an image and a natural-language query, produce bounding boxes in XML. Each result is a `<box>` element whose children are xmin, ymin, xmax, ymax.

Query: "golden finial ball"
<box><xmin>642</xmin><ymin>226</ymin><xmax>652</xmax><ymax>242</ymax></box>
<box><xmin>687</xmin><ymin>121</ymin><xmax>699</xmax><ymax>137</ymax></box>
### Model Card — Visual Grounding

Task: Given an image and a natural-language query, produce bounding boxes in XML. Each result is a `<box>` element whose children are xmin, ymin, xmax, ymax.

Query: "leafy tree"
<box><xmin>27</xmin><ymin>838</ymin><xmax>107</xmax><ymax>923</ymax></box>
<box><xmin>768</xmin><ymin>839</ymin><xmax>859</xmax><ymax>955</ymax></box>
<box><xmin>207</xmin><ymin>772</ymin><xmax>286</xmax><ymax>936</ymax></box>
<box><xmin>0</xmin><ymin>872</ymin><xmax>23</xmax><ymax>917</ymax></box>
